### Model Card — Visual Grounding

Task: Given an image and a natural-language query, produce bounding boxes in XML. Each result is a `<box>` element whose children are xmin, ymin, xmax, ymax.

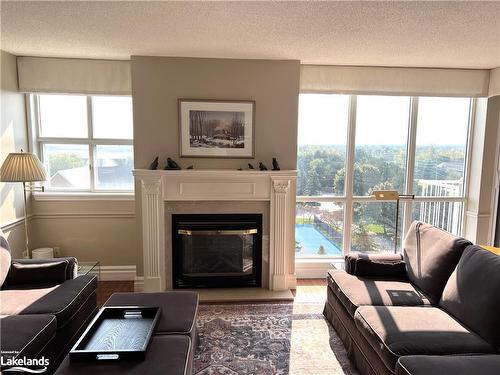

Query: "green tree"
<box><xmin>48</xmin><ymin>153</ymin><xmax>87</xmax><ymax>176</ymax></box>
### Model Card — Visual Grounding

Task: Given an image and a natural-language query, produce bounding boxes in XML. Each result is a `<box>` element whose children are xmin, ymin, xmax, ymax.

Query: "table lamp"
<box><xmin>0</xmin><ymin>150</ymin><xmax>47</xmax><ymax>258</ymax></box>
<box><xmin>373</xmin><ymin>190</ymin><xmax>415</xmax><ymax>253</ymax></box>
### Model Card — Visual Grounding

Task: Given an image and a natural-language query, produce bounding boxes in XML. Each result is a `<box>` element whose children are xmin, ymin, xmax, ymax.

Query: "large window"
<box><xmin>296</xmin><ymin>94</ymin><xmax>472</xmax><ymax>257</ymax></box>
<box><xmin>31</xmin><ymin>94</ymin><xmax>134</xmax><ymax>192</ymax></box>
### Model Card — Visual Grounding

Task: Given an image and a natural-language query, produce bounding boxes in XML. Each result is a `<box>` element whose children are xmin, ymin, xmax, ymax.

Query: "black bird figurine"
<box><xmin>248</xmin><ymin>163</ymin><xmax>255</xmax><ymax>169</ymax></box>
<box><xmin>272</xmin><ymin>157</ymin><xmax>281</xmax><ymax>171</ymax></box>
<box><xmin>259</xmin><ymin>162</ymin><xmax>268</xmax><ymax>171</ymax></box>
<box><xmin>148</xmin><ymin>156</ymin><xmax>159</xmax><ymax>170</ymax></box>
<box><xmin>164</xmin><ymin>158</ymin><xmax>181</xmax><ymax>170</ymax></box>
<box><xmin>187</xmin><ymin>165</ymin><xmax>194</xmax><ymax>170</ymax></box>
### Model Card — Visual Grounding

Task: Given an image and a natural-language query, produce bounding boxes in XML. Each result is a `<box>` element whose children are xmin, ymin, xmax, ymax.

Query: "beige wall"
<box><xmin>29</xmin><ymin>198</ymin><xmax>137</xmax><ymax>266</ymax></box>
<box><xmin>131</xmin><ymin>56</ymin><xmax>300</xmax><ymax>170</ymax></box>
<box><xmin>131</xmin><ymin>56</ymin><xmax>300</xmax><ymax>275</ymax></box>
<box><xmin>1</xmin><ymin>50</ymin><xmax>29</xmax><ymax>258</ymax></box>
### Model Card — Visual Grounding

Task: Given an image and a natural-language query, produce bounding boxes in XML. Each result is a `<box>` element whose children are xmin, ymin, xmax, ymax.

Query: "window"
<box><xmin>297</xmin><ymin>94</ymin><xmax>472</xmax><ymax>257</ymax></box>
<box><xmin>31</xmin><ymin>94</ymin><xmax>134</xmax><ymax>192</ymax></box>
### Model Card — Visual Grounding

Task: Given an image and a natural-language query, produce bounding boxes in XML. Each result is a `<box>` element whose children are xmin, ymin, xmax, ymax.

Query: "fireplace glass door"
<box><xmin>172</xmin><ymin>214</ymin><xmax>262</xmax><ymax>288</ymax></box>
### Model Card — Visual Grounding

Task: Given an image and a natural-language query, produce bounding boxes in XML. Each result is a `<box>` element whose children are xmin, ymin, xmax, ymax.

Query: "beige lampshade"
<box><xmin>0</xmin><ymin>152</ymin><xmax>48</xmax><ymax>182</ymax></box>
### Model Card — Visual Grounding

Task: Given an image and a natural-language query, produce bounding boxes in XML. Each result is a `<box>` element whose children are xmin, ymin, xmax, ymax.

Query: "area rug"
<box><xmin>194</xmin><ymin>302</ymin><xmax>359</xmax><ymax>375</ymax></box>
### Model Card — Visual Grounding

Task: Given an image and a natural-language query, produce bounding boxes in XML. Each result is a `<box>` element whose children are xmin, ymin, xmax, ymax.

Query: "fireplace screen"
<box><xmin>172</xmin><ymin>214</ymin><xmax>262</xmax><ymax>288</ymax></box>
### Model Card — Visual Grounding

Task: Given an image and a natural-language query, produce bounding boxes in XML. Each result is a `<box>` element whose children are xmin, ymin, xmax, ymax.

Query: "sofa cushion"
<box><xmin>0</xmin><ymin>284</ymin><xmax>59</xmax><ymax>315</ymax></box>
<box><xmin>327</xmin><ymin>269</ymin><xmax>431</xmax><ymax>318</ymax></box>
<box><xmin>396</xmin><ymin>355</ymin><xmax>500</xmax><ymax>375</ymax></box>
<box><xmin>403</xmin><ymin>221</ymin><xmax>471</xmax><ymax>303</ymax></box>
<box><xmin>0</xmin><ymin>314</ymin><xmax>57</xmax><ymax>362</ymax></box>
<box><xmin>6</xmin><ymin>260</ymin><xmax>68</xmax><ymax>285</ymax></box>
<box><xmin>440</xmin><ymin>245</ymin><xmax>500</xmax><ymax>349</ymax></box>
<box><xmin>354</xmin><ymin>306</ymin><xmax>496</xmax><ymax>372</ymax></box>
<box><xmin>345</xmin><ymin>252</ymin><xmax>406</xmax><ymax>278</ymax></box>
<box><xmin>1</xmin><ymin>275</ymin><xmax>97</xmax><ymax>328</ymax></box>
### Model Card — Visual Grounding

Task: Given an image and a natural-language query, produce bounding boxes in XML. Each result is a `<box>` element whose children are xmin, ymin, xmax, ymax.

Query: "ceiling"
<box><xmin>2</xmin><ymin>1</ymin><xmax>500</xmax><ymax>69</ymax></box>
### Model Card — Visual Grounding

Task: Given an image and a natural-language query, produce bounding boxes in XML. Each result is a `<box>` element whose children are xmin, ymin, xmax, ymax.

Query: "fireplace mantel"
<box><xmin>134</xmin><ymin>169</ymin><xmax>297</xmax><ymax>292</ymax></box>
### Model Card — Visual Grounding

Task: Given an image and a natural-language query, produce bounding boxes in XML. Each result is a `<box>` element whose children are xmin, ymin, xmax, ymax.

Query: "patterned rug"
<box><xmin>194</xmin><ymin>302</ymin><xmax>359</xmax><ymax>375</ymax></box>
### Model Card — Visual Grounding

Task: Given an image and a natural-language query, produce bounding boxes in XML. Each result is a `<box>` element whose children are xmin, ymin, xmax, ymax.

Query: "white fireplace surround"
<box><xmin>134</xmin><ymin>169</ymin><xmax>297</xmax><ymax>292</ymax></box>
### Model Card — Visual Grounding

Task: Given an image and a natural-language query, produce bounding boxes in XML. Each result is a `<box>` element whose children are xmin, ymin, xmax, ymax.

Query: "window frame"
<box><xmin>296</xmin><ymin>94</ymin><xmax>474</xmax><ymax>258</ymax></box>
<box><xmin>27</xmin><ymin>93</ymin><xmax>134</xmax><ymax>193</ymax></box>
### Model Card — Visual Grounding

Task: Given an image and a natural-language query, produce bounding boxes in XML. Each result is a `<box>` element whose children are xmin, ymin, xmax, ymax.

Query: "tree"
<box><xmin>48</xmin><ymin>153</ymin><xmax>87</xmax><ymax>176</ymax></box>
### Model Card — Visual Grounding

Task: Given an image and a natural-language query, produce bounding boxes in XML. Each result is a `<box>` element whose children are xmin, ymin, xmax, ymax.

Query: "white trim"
<box><xmin>99</xmin><ymin>265</ymin><xmax>136</xmax><ymax>281</ymax></box>
<box><xmin>134</xmin><ymin>276</ymin><xmax>144</xmax><ymax>292</ymax></box>
<box><xmin>403</xmin><ymin>97</ymin><xmax>418</xmax><ymax>239</ymax></box>
<box><xmin>32</xmin><ymin>192</ymin><xmax>134</xmax><ymax>201</ymax></box>
<box><xmin>343</xmin><ymin>95</ymin><xmax>357</xmax><ymax>254</ymax></box>
<box><xmin>33</xmin><ymin>213</ymin><xmax>135</xmax><ymax>219</ymax></box>
<box><xmin>0</xmin><ymin>215</ymin><xmax>34</xmax><ymax>231</ymax></box>
<box><xmin>295</xmin><ymin>258</ymin><xmax>344</xmax><ymax>278</ymax></box>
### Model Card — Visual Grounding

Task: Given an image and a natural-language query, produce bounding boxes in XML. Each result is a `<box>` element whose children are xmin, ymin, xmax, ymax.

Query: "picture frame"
<box><xmin>178</xmin><ymin>99</ymin><xmax>255</xmax><ymax>158</ymax></box>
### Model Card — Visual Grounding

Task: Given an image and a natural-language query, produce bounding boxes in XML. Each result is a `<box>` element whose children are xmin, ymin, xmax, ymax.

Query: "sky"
<box><xmin>39</xmin><ymin>94</ymin><xmax>133</xmax><ymax>139</ymax></box>
<box><xmin>298</xmin><ymin>94</ymin><xmax>471</xmax><ymax>146</ymax></box>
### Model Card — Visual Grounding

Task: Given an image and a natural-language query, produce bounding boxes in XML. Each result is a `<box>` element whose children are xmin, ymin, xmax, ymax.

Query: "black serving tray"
<box><xmin>69</xmin><ymin>306</ymin><xmax>161</xmax><ymax>362</ymax></box>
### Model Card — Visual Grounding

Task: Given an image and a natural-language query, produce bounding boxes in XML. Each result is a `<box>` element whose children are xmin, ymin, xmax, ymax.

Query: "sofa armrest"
<box><xmin>9</xmin><ymin>257</ymin><xmax>78</xmax><ymax>283</ymax></box>
<box><xmin>345</xmin><ymin>252</ymin><xmax>406</xmax><ymax>278</ymax></box>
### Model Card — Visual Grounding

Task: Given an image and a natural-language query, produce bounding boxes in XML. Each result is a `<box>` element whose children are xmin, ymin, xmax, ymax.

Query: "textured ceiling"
<box><xmin>1</xmin><ymin>1</ymin><xmax>499</xmax><ymax>69</ymax></box>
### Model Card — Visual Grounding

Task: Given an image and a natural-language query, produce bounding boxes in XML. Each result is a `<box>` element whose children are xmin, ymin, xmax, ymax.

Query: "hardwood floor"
<box><xmin>97</xmin><ymin>278</ymin><xmax>327</xmax><ymax>307</ymax></box>
<box><xmin>97</xmin><ymin>280</ymin><xmax>133</xmax><ymax>306</ymax></box>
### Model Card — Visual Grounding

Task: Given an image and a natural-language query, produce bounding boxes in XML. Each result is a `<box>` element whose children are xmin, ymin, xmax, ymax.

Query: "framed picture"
<box><xmin>178</xmin><ymin>99</ymin><xmax>255</xmax><ymax>158</ymax></box>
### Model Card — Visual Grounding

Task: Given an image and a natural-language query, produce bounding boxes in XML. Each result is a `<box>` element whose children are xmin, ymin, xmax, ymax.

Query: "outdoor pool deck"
<box><xmin>295</xmin><ymin>224</ymin><xmax>342</xmax><ymax>256</ymax></box>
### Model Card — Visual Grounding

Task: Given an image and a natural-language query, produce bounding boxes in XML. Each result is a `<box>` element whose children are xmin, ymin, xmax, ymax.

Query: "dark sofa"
<box><xmin>324</xmin><ymin>221</ymin><xmax>500</xmax><ymax>375</ymax></box>
<box><xmin>0</xmin><ymin>232</ymin><xmax>98</xmax><ymax>374</ymax></box>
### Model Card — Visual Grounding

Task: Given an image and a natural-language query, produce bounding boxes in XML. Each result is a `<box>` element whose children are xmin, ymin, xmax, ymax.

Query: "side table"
<box><xmin>77</xmin><ymin>261</ymin><xmax>101</xmax><ymax>281</ymax></box>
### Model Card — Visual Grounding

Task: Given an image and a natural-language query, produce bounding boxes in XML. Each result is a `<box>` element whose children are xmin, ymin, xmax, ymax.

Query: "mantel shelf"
<box><xmin>133</xmin><ymin>169</ymin><xmax>297</xmax><ymax>177</ymax></box>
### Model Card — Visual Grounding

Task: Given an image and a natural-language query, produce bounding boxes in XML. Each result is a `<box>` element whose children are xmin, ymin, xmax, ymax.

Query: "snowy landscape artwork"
<box><xmin>179</xmin><ymin>99</ymin><xmax>254</xmax><ymax>158</ymax></box>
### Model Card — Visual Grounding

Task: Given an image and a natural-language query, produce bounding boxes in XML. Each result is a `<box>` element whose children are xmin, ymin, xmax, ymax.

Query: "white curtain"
<box><xmin>300</xmin><ymin>65</ymin><xmax>491</xmax><ymax>97</ymax></box>
<box><xmin>17</xmin><ymin>57</ymin><xmax>131</xmax><ymax>95</ymax></box>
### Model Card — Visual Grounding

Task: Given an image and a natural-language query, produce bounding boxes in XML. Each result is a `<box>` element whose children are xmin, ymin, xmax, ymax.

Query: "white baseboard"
<box><xmin>100</xmin><ymin>265</ymin><xmax>137</xmax><ymax>281</ymax></box>
<box><xmin>134</xmin><ymin>276</ymin><xmax>144</xmax><ymax>292</ymax></box>
<box><xmin>295</xmin><ymin>259</ymin><xmax>343</xmax><ymax>279</ymax></box>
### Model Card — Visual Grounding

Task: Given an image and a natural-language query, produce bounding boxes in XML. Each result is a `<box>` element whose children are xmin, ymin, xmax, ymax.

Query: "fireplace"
<box><xmin>172</xmin><ymin>214</ymin><xmax>262</xmax><ymax>288</ymax></box>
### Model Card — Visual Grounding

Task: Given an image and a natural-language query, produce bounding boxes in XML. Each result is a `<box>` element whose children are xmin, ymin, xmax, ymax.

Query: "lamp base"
<box><xmin>22</xmin><ymin>250</ymin><xmax>30</xmax><ymax>259</ymax></box>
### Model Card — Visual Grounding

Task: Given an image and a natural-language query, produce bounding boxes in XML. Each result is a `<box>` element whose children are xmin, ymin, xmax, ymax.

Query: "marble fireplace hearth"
<box><xmin>134</xmin><ymin>169</ymin><xmax>297</xmax><ymax>293</ymax></box>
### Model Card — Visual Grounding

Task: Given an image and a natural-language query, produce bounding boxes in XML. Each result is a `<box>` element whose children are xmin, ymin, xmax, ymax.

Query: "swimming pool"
<box><xmin>295</xmin><ymin>224</ymin><xmax>342</xmax><ymax>256</ymax></box>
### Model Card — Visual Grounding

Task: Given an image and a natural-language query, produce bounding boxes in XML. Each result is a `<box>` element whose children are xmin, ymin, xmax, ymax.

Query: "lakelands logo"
<box><xmin>1</xmin><ymin>353</ymin><xmax>49</xmax><ymax>373</ymax></box>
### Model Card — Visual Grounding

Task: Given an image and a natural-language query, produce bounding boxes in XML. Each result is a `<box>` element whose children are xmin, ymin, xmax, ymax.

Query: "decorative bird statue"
<box><xmin>148</xmin><ymin>156</ymin><xmax>159</xmax><ymax>170</ymax></box>
<box><xmin>272</xmin><ymin>158</ymin><xmax>281</xmax><ymax>171</ymax></box>
<box><xmin>259</xmin><ymin>162</ymin><xmax>268</xmax><ymax>171</ymax></box>
<box><xmin>164</xmin><ymin>158</ymin><xmax>181</xmax><ymax>170</ymax></box>
<box><xmin>248</xmin><ymin>163</ymin><xmax>255</xmax><ymax>169</ymax></box>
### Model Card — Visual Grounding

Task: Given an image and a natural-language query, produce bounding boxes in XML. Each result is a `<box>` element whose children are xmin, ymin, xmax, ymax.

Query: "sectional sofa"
<box><xmin>0</xmin><ymin>231</ymin><xmax>98</xmax><ymax>373</ymax></box>
<box><xmin>324</xmin><ymin>221</ymin><xmax>500</xmax><ymax>375</ymax></box>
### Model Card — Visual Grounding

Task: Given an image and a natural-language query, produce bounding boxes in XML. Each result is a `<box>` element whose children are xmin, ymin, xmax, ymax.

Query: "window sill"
<box><xmin>32</xmin><ymin>192</ymin><xmax>135</xmax><ymax>201</ymax></box>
